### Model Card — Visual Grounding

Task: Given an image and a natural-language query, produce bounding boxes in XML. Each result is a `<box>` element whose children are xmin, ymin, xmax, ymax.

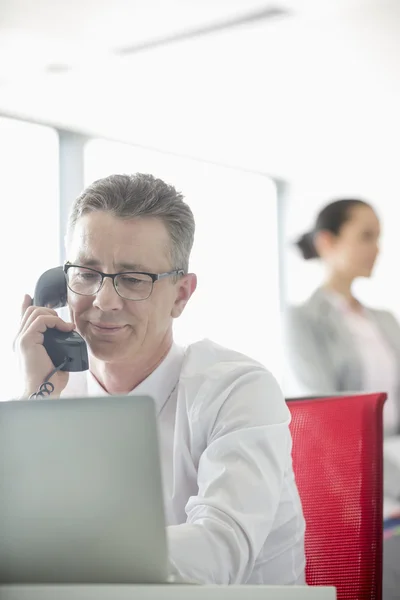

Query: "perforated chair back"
<box><xmin>287</xmin><ymin>393</ymin><xmax>386</xmax><ymax>600</ymax></box>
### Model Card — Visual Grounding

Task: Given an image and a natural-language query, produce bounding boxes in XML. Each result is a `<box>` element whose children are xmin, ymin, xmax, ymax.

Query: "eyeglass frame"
<box><xmin>63</xmin><ymin>261</ymin><xmax>185</xmax><ymax>301</ymax></box>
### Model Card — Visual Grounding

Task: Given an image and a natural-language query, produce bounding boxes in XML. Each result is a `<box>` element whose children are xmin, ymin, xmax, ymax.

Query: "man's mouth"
<box><xmin>90</xmin><ymin>323</ymin><xmax>127</xmax><ymax>332</ymax></box>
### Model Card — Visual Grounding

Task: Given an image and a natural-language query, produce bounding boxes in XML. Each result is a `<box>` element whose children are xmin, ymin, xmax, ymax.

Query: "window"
<box><xmin>0</xmin><ymin>118</ymin><xmax>59</xmax><ymax>400</ymax></box>
<box><xmin>84</xmin><ymin>139</ymin><xmax>282</xmax><ymax>380</ymax></box>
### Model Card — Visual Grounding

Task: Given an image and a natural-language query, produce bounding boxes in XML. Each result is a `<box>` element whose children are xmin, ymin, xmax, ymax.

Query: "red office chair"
<box><xmin>287</xmin><ymin>393</ymin><xmax>386</xmax><ymax>600</ymax></box>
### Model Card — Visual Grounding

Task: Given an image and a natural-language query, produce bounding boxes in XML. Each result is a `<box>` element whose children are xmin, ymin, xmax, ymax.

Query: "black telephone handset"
<box><xmin>33</xmin><ymin>267</ymin><xmax>89</xmax><ymax>372</ymax></box>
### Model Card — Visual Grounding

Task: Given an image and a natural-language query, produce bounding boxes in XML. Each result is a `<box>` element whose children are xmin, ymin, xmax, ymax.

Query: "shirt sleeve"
<box><xmin>167</xmin><ymin>366</ymin><xmax>293</xmax><ymax>584</ymax></box>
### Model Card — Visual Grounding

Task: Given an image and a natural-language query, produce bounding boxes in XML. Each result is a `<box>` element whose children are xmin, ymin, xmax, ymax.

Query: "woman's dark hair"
<box><xmin>295</xmin><ymin>198</ymin><xmax>372</xmax><ymax>260</ymax></box>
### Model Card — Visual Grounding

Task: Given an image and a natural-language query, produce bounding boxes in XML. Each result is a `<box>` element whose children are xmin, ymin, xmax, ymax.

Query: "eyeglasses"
<box><xmin>63</xmin><ymin>262</ymin><xmax>184</xmax><ymax>301</ymax></box>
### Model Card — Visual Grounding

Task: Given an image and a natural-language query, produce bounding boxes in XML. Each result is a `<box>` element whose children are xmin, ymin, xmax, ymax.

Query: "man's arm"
<box><xmin>167</xmin><ymin>367</ymin><xmax>301</xmax><ymax>584</ymax></box>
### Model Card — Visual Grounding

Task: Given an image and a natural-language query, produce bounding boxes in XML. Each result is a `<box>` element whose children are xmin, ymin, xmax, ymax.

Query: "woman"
<box><xmin>285</xmin><ymin>198</ymin><xmax>400</xmax><ymax>437</ymax></box>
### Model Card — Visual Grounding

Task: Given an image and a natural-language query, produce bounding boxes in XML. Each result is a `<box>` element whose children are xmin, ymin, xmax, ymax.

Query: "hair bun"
<box><xmin>295</xmin><ymin>232</ymin><xmax>319</xmax><ymax>260</ymax></box>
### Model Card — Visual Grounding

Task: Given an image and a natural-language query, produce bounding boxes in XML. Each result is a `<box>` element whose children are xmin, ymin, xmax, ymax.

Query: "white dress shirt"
<box><xmin>62</xmin><ymin>339</ymin><xmax>306</xmax><ymax>585</ymax></box>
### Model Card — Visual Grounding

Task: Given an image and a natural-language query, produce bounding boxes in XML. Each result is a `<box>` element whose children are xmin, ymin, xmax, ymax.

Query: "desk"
<box><xmin>0</xmin><ymin>585</ymin><xmax>336</xmax><ymax>600</ymax></box>
<box><xmin>384</xmin><ymin>534</ymin><xmax>400</xmax><ymax>600</ymax></box>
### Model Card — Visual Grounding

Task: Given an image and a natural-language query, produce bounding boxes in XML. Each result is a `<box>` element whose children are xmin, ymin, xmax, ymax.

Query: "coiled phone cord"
<box><xmin>29</xmin><ymin>358</ymin><xmax>69</xmax><ymax>399</ymax></box>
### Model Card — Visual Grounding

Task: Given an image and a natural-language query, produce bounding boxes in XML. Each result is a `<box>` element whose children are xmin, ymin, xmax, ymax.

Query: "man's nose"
<box><xmin>92</xmin><ymin>277</ymin><xmax>124</xmax><ymax>311</ymax></box>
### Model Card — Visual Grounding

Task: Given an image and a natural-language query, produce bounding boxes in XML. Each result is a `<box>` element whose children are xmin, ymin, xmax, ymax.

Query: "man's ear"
<box><xmin>171</xmin><ymin>274</ymin><xmax>197</xmax><ymax>318</ymax></box>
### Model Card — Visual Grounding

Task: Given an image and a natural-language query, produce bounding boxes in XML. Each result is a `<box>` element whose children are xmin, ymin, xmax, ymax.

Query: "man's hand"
<box><xmin>14</xmin><ymin>294</ymin><xmax>75</xmax><ymax>399</ymax></box>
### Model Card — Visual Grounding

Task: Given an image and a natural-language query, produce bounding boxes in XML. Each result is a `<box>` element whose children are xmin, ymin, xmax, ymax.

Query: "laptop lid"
<box><xmin>0</xmin><ymin>395</ymin><xmax>168</xmax><ymax>584</ymax></box>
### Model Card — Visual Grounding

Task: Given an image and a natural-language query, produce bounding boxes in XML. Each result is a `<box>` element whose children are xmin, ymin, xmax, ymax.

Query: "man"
<box><xmin>15</xmin><ymin>173</ymin><xmax>305</xmax><ymax>585</ymax></box>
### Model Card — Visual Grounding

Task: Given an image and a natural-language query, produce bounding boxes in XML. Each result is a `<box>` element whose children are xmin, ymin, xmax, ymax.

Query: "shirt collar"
<box><xmin>323</xmin><ymin>289</ymin><xmax>366</xmax><ymax>316</ymax></box>
<box><xmin>323</xmin><ymin>289</ymin><xmax>350</xmax><ymax>313</ymax></box>
<box><xmin>87</xmin><ymin>343</ymin><xmax>186</xmax><ymax>414</ymax></box>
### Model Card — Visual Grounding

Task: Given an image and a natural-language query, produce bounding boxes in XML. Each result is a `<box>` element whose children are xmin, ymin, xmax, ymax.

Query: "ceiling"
<box><xmin>0</xmin><ymin>0</ymin><xmax>292</xmax><ymax>81</ymax></box>
<box><xmin>0</xmin><ymin>0</ymin><xmax>399</xmax><ymax>182</ymax></box>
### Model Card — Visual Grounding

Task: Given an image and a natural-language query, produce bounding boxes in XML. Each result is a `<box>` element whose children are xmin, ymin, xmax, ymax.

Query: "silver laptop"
<box><xmin>0</xmin><ymin>395</ymin><xmax>169</xmax><ymax>584</ymax></box>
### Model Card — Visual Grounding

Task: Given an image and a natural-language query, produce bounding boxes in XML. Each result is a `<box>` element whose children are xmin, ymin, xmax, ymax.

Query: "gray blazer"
<box><xmin>284</xmin><ymin>288</ymin><xmax>400</xmax><ymax>422</ymax></box>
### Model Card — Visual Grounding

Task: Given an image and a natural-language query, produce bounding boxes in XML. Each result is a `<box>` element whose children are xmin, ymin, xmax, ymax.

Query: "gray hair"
<box><xmin>68</xmin><ymin>173</ymin><xmax>195</xmax><ymax>273</ymax></box>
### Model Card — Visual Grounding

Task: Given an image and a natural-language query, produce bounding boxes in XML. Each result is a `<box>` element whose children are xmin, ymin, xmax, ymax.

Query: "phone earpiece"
<box><xmin>33</xmin><ymin>267</ymin><xmax>68</xmax><ymax>309</ymax></box>
<box><xmin>33</xmin><ymin>267</ymin><xmax>89</xmax><ymax>372</ymax></box>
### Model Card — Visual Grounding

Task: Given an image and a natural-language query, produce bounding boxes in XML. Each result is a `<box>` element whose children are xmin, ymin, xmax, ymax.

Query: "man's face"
<box><xmin>66</xmin><ymin>211</ymin><xmax>196</xmax><ymax>363</ymax></box>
